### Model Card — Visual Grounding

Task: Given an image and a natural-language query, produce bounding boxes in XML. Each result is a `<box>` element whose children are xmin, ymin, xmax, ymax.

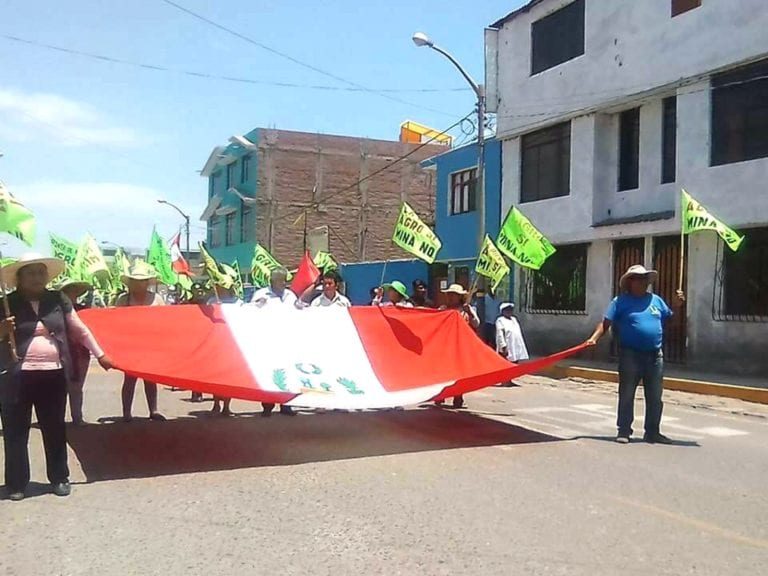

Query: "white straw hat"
<box><xmin>1</xmin><ymin>253</ymin><xmax>66</xmax><ymax>289</ymax></box>
<box><xmin>619</xmin><ymin>265</ymin><xmax>658</xmax><ymax>291</ymax></box>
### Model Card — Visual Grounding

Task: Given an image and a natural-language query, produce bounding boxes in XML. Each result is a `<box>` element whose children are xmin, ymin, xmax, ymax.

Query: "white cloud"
<box><xmin>3</xmin><ymin>181</ymin><xmax>204</xmax><ymax>255</ymax></box>
<box><xmin>0</xmin><ymin>88</ymin><xmax>139</xmax><ymax>147</ymax></box>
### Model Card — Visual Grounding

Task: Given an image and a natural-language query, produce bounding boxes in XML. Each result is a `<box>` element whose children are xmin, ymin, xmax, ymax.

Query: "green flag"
<box><xmin>475</xmin><ymin>235</ymin><xmax>510</xmax><ymax>292</ymax></box>
<box><xmin>0</xmin><ymin>257</ymin><xmax>16</xmax><ymax>268</ymax></box>
<box><xmin>0</xmin><ymin>183</ymin><xmax>36</xmax><ymax>246</ymax></box>
<box><xmin>496</xmin><ymin>207</ymin><xmax>556</xmax><ymax>270</ymax></box>
<box><xmin>313</xmin><ymin>251</ymin><xmax>338</xmax><ymax>272</ymax></box>
<box><xmin>230</xmin><ymin>261</ymin><xmax>244</xmax><ymax>299</ymax></box>
<box><xmin>74</xmin><ymin>234</ymin><xmax>109</xmax><ymax>282</ymax></box>
<box><xmin>199</xmin><ymin>241</ymin><xmax>231</xmax><ymax>288</ymax></box>
<box><xmin>50</xmin><ymin>233</ymin><xmax>80</xmax><ymax>279</ymax></box>
<box><xmin>220</xmin><ymin>263</ymin><xmax>242</xmax><ymax>296</ymax></box>
<box><xmin>392</xmin><ymin>202</ymin><xmax>441</xmax><ymax>264</ymax></box>
<box><xmin>147</xmin><ymin>228</ymin><xmax>179</xmax><ymax>286</ymax></box>
<box><xmin>251</xmin><ymin>243</ymin><xmax>283</xmax><ymax>288</ymax></box>
<box><xmin>681</xmin><ymin>189</ymin><xmax>744</xmax><ymax>252</ymax></box>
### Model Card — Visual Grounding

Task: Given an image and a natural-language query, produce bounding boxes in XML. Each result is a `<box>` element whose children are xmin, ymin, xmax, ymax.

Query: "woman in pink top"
<box><xmin>115</xmin><ymin>260</ymin><xmax>166</xmax><ymax>423</ymax></box>
<box><xmin>0</xmin><ymin>254</ymin><xmax>113</xmax><ymax>502</ymax></box>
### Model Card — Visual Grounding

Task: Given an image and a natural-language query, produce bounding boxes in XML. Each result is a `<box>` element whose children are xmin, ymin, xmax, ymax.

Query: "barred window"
<box><xmin>525</xmin><ymin>243</ymin><xmax>588</xmax><ymax>314</ymax></box>
<box><xmin>209</xmin><ymin>216</ymin><xmax>222</xmax><ymax>248</ymax></box>
<box><xmin>714</xmin><ymin>227</ymin><xmax>768</xmax><ymax>320</ymax></box>
<box><xmin>225</xmin><ymin>212</ymin><xmax>237</xmax><ymax>246</ymax></box>
<box><xmin>240</xmin><ymin>204</ymin><xmax>255</xmax><ymax>242</ymax></box>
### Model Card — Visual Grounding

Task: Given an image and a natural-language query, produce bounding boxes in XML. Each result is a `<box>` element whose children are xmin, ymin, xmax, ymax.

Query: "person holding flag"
<box><xmin>585</xmin><ymin>265</ymin><xmax>684</xmax><ymax>445</ymax></box>
<box><xmin>0</xmin><ymin>254</ymin><xmax>114</xmax><ymax>501</ymax></box>
<box><xmin>372</xmin><ymin>281</ymin><xmax>413</xmax><ymax>308</ymax></box>
<box><xmin>115</xmin><ymin>260</ymin><xmax>166</xmax><ymax>423</ymax></box>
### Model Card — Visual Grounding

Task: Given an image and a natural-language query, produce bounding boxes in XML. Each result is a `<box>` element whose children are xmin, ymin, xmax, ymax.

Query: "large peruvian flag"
<box><xmin>80</xmin><ymin>306</ymin><xmax>586</xmax><ymax>409</ymax></box>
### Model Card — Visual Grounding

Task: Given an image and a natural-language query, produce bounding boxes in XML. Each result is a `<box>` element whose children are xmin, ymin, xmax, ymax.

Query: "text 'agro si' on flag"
<box><xmin>496</xmin><ymin>207</ymin><xmax>556</xmax><ymax>270</ymax></box>
<box><xmin>681</xmin><ymin>189</ymin><xmax>744</xmax><ymax>252</ymax></box>
<box><xmin>50</xmin><ymin>233</ymin><xmax>79</xmax><ymax>279</ymax></box>
<box><xmin>392</xmin><ymin>202</ymin><xmax>441</xmax><ymax>264</ymax></box>
<box><xmin>0</xmin><ymin>183</ymin><xmax>36</xmax><ymax>246</ymax></box>
<box><xmin>251</xmin><ymin>243</ymin><xmax>283</xmax><ymax>288</ymax></box>
<box><xmin>475</xmin><ymin>235</ymin><xmax>510</xmax><ymax>292</ymax></box>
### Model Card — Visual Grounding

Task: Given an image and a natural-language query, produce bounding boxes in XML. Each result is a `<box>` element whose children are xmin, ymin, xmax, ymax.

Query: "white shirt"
<box><xmin>250</xmin><ymin>287</ymin><xmax>298</xmax><ymax>308</ymax></box>
<box><xmin>310</xmin><ymin>292</ymin><xmax>351</xmax><ymax>308</ymax></box>
<box><xmin>495</xmin><ymin>315</ymin><xmax>529</xmax><ymax>362</ymax></box>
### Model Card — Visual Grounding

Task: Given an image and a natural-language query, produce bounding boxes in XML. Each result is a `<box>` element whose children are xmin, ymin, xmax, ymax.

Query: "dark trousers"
<box><xmin>617</xmin><ymin>348</ymin><xmax>664</xmax><ymax>437</ymax></box>
<box><xmin>1</xmin><ymin>370</ymin><xmax>69</xmax><ymax>492</ymax></box>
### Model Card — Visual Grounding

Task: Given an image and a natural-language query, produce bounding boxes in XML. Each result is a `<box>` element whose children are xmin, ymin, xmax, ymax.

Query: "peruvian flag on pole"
<box><xmin>170</xmin><ymin>232</ymin><xmax>190</xmax><ymax>275</ymax></box>
<box><xmin>80</xmin><ymin>306</ymin><xmax>587</xmax><ymax>410</ymax></box>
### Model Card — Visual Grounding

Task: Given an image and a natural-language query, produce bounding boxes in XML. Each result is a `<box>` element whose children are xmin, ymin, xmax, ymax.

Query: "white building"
<box><xmin>485</xmin><ymin>0</ymin><xmax>768</xmax><ymax>375</ymax></box>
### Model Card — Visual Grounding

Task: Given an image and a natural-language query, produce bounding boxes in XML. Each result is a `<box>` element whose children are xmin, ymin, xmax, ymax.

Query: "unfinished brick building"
<box><xmin>199</xmin><ymin>127</ymin><xmax>445</xmax><ymax>269</ymax></box>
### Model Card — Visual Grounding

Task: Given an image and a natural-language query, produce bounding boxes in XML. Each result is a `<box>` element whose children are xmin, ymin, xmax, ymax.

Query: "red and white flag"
<box><xmin>81</xmin><ymin>306</ymin><xmax>586</xmax><ymax>410</ymax></box>
<box><xmin>170</xmin><ymin>232</ymin><xmax>190</xmax><ymax>275</ymax></box>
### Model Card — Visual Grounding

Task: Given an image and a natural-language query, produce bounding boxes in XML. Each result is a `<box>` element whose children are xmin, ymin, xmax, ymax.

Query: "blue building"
<box><xmin>421</xmin><ymin>138</ymin><xmax>509</xmax><ymax>322</ymax></box>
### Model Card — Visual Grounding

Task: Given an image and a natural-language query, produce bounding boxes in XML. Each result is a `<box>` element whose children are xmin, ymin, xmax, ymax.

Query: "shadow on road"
<box><xmin>67</xmin><ymin>409</ymin><xmax>559</xmax><ymax>482</ymax></box>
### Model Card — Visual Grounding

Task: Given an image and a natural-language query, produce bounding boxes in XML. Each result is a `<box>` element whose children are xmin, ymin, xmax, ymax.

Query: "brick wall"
<box><xmin>254</xmin><ymin>129</ymin><xmax>440</xmax><ymax>266</ymax></box>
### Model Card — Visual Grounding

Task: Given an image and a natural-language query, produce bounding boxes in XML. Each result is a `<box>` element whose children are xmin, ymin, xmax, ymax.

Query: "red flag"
<box><xmin>290</xmin><ymin>251</ymin><xmax>320</xmax><ymax>296</ymax></box>
<box><xmin>170</xmin><ymin>232</ymin><xmax>190</xmax><ymax>275</ymax></box>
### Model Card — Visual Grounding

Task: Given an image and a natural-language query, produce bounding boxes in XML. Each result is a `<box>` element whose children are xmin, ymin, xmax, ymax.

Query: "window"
<box><xmin>531</xmin><ymin>0</ymin><xmax>585</xmax><ymax>75</ymax></box>
<box><xmin>209</xmin><ymin>216</ymin><xmax>222</xmax><ymax>248</ymax></box>
<box><xmin>450</xmin><ymin>168</ymin><xmax>477</xmax><ymax>214</ymax></box>
<box><xmin>718</xmin><ymin>227</ymin><xmax>768</xmax><ymax>319</ymax></box>
<box><xmin>226</xmin><ymin>162</ymin><xmax>236</xmax><ymax>189</ymax></box>
<box><xmin>672</xmin><ymin>0</ymin><xmax>701</xmax><ymax>17</ymax></box>
<box><xmin>240</xmin><ymin>204</ymin><xmax>255</xmax><ymax>242</ymax></box>
<box><xmin>618</xmin><ymin>108</ymin><xmax>640</xmax><ymax>191</ymax></box>
<box><xmin>526</xmin><ymin>244</ymin><xmax>588</xmax><ymax>314</ymax></box>
<box><xmin>661</xmin><ymin>97</ymin><xmax>677</xmax><ymax>184</ymax></box>
<box><xmin>711</xmin><ymin>58</ymin><xmax>768</xmax><ymax>166</ymax></box>
<box><xmin>241</xmin><ymin>154</ymin><xmax>251</xmax><ymax>183</ymax></box>
<box><xmin>210</xmin><ymin>172</ymin><xmax>220</xmax><ymax>199</ymax></box>
<box><xmin>521</xmin><ymin>121</ymin><xmax>571</xmax><ymax>203</ymax></box>
<box><xmin>225</xmin><ymin>212</ymin><xmax>237</xmax><ymax>246</ymax></box>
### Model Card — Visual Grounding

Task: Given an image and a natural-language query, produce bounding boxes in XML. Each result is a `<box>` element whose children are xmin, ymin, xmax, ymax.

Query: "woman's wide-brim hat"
<box><xmin>1</xmin><ymin>252</ymin><xmax>66</xmax><ymax>289</ymax></box>
<box><xmin>619</xmin><ymin>264</ymin><xmax>658</xmax><ymax>291</ymax></box>
<box><xmin>122</xmin><ymin>259</ymin><xmax>158</xmax><ymax>284</ymax></box>
<box><xmin>442</xmin><ymin>283</ymin><xmax>469</xmax><ymax>296</ymax></box>
<box><xmin>56</xmin><ymin>278</ymin><xmax>92</xmax><ymax>298</ymax></box>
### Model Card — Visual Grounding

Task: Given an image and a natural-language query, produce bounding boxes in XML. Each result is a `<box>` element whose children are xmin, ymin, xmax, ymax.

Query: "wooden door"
<box><xmin>653</xmin><ymin>235</ymin><xmax>687</xmax><ymax>363</ymax></box>
<box><xmin>611</xmin><ymin>239</ymin><xmax>646</xmax><ymax>357</ymax></box>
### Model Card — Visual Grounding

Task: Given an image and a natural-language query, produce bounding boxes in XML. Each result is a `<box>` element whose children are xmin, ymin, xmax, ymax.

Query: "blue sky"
<box><xmin>0</xmin><ymin>0</ymin><xmax>522</xmax><ymax>255</ymax></box>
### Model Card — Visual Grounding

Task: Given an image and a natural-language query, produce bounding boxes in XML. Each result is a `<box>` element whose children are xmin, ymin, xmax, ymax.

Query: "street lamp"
<box><xmin>412</xmin><ymin>32</ymin><xmax>486</xmax><ymax>254</ymax></box>
<box><xmin>157</xmin><ymin>199</ymin><xmax>191</xmax><ymax>260</ymax></box>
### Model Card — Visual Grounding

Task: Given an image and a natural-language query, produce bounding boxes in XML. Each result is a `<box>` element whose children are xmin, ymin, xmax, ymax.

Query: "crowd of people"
<box><xmin>0</xmin><ymin>252</ymin><xmax>531</xmax><ymax>501</ymax></box>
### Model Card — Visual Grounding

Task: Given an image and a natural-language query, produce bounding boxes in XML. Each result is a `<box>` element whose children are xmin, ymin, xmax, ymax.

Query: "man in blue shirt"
<box><xmin>586</xmin><ymin>265</ymin><xmax>684</xmax><ymax>444</ymax></box>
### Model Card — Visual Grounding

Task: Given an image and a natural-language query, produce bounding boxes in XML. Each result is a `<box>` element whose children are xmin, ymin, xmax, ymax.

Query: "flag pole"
<box><xmin>678</xmin><ymin>189</ymin><xmax>685</xmax><ymax>294</ymax></box>
<box><xmin>0</xmin><ymin>252</ymin><xmax>19</xmax><ymax>362</ymax></box>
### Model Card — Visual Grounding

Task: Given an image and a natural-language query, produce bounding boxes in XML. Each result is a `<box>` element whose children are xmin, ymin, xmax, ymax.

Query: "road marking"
<box><xmin>698</xmin><ymin>426</ymin><xmax>750</xmax><ymax>437</ymax></box>
<box><xmin>610</xmin><ymin>495</ymin><xmax>768</xmax><ymax>550</ymax></box>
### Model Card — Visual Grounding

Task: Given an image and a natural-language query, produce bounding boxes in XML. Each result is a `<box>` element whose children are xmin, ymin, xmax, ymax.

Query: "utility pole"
<box><xmin>157</xmin><ymin>200</ymin><xmax>191</xmax><ymax>259</ymax></box>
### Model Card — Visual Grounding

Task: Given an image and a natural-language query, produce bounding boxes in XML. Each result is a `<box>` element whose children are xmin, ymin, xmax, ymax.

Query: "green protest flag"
<box><xmin>313</xmin><ymin>251</ymin><xmax>338</xmax><ymax>272</ymax></box>
<box><xmin>147</xmin><ymin>228</ymin><xmax>179</xmax><ymax>286</ymax></box>
<box><xmin>681</xmin><ymin>189</ymin><xmax>744</xmax><ymax>252</ymax></box>
<box><xmin>496</xmin><ymin>207</ymin><xmax>556</xmax><ymax>270</ymax></box>
<box><xmin>392</xmin><ymin>202</ymin><xmax>441</xmax><ymax>264</ymax></box>
<box><xmin>199</xmin><ymin>241</ymin><xmax>231</xmax><ymax>288</ymax></box>
<box><xmin>74</xmin><ymin>234</ymin><xmax>110</xmax><ymax>282</ymax></box>
<box><xmin>251</xmin><ymin>243</ymin><xmax>283</xmax><ymax>288</ymax></box>
<box><xmin>50</xmin><ymin>233</ymin><xmax>80</xmax><ymax>279</ymax></box>
<box><xmin>219</xmin><ymin>263</ymin><xmax>240</xmax><ymax>294</ymax></box>
<box><xmin>0</xmin><ymin>257</ymin><xmax>16</xmax><ymax>267</ymax></box>
<box><xmin>0</xmin><ymin>183</ymin><xmax>36</xmax><ymax>246</ymax></box>
<box><xmin>475</xmin><ymin>235</ymin><xmax>510</xmax><ymax>292</ymax></box>
<box><xmin>230</xmin><ymin>260</ymin><xmax>244</xmax><ymax>298</ymax></box>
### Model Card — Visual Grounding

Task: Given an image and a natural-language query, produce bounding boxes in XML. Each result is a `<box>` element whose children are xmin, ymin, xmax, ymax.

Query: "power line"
<box><xmin>2</xmin><ymin>34</ymin><xmax>470</xmax><ymax>95</ymax></box>
<box><xmin>158</xmin><ymin>0</ymin><xmax>460</xmax><ymax>117</ymax></box>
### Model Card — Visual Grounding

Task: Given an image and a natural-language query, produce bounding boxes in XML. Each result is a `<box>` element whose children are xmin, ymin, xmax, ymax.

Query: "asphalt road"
<box><xmin>1</xmin><ymin>369</ymin><xmax>766</xmax><ymax>576</ymax></box>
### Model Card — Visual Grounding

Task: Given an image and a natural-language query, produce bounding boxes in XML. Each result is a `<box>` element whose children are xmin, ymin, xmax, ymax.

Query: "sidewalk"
<box><xmin>534</xmin><ymin>358</ymin><xmax>768</xmax><ymax>405</ymax></box>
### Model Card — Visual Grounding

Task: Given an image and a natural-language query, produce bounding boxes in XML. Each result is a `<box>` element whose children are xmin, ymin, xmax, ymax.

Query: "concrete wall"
<box><xmin>493</xmin><ymin>0</ymin><xmax>768</xmax><ymax>137</ymax></box>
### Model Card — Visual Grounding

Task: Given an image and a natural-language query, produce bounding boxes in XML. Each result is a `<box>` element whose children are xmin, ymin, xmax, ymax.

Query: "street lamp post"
<box><xmin>412</xmin><ymin>32</ymin><xmax>486</xmax><ymax>253</ymax></box>
<box><xmin>157</xmin><ymin>200</ymin><xmax>191</xmax><ymax>260</ymax></box>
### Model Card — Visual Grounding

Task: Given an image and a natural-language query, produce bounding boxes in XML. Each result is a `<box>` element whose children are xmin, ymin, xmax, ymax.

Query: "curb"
<box><xmin>536</xmin><ymin>365</ymin><xmax>768</xmax><ymax>405</ymax></box>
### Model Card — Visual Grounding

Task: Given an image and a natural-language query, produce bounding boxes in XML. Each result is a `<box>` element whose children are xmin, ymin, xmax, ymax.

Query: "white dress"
<box><xmin>495</xmin><ymin>316</ymin><xmax>529</xmax><ymax>362</ymax></box>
